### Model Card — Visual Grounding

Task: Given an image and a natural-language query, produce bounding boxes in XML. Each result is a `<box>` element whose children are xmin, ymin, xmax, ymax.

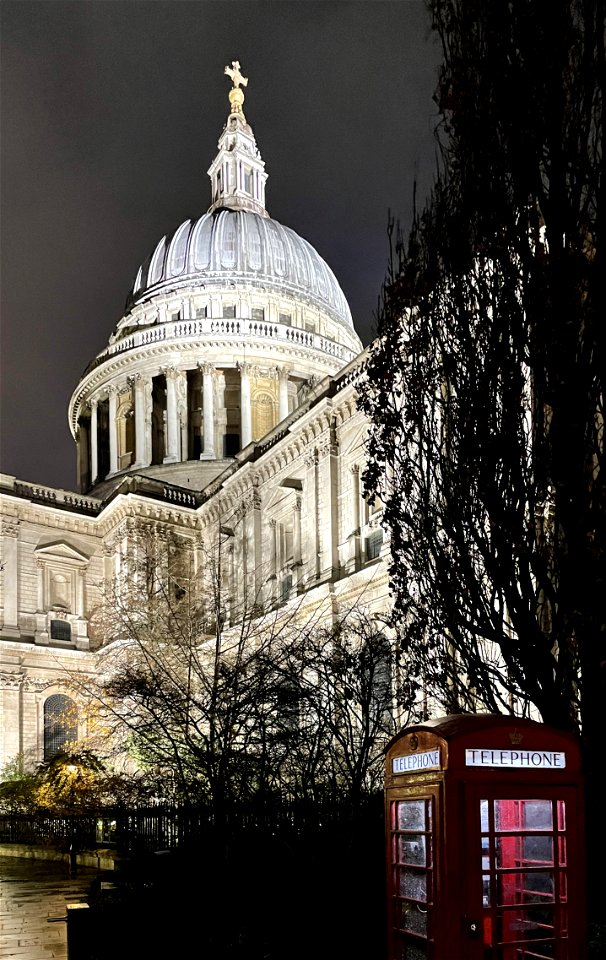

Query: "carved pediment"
<box><xmin>35</xmin><ymin>541</ymin><xmax>89</xmax><ymax>565</ymax></box>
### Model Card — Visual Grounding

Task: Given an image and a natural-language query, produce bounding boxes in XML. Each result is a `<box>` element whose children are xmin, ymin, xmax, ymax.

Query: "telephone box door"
<box><xmin>387</xmin><ymin>785</ymin><xmax>441</xmax><ymax>959</ymax></box>
<box><xmin>462</xmin><ymin>784</ymin><xmax>583</xmax><ymax>960</ymax></box>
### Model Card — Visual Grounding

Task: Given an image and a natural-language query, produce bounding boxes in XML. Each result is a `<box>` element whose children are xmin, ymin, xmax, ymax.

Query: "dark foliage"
<box><xmin>361</xmin><ymin>0</ymin><xmax>604</xmax><ymax>920</ymax></box>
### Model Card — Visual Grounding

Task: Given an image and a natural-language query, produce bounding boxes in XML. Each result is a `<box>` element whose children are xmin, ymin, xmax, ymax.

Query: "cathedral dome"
<box><xmin>126</xmin><ymin>210</ymin><xmax>353</xmax><ymax>332</ymax></box>
<box><xmin>69</xmin><ymin>62</ymin><xmax>362</xmax><ymax>497</ymax></box>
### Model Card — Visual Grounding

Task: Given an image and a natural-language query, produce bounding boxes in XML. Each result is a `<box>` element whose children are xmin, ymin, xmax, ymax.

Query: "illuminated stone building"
<box><xmin>0</xmin><ymin>64</ymin><xmax>389</xmax><ymax>770</ymax></box>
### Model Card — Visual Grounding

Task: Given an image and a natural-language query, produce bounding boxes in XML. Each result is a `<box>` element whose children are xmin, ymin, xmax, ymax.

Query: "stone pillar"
<box><xmin>163</xmin><ymin>368</ymin><xmax>179</xmax><ymax>463</ymax></box>
<box><xmin>143</xmin><ymin>377</ymin><xmax>153</xmax><ymax>466</ymax></box>
<box><xmin>176</xmin><ymin>369</ymin><xmax>188</xmax><ymax>461</ymax></box>
<box><xmin>108</xmin><ymin>386</ymin><xmax>118</xmax><ymax>475</ymax></box>
<box><xmin>252</xmin><ymin>486</ymin><xmax>263</xmax><ymax>602</ymax></box>
<box><xmin>1</xmin><ymin>520</ymin><xmax>20</xmax><ymax>636</ymax></box>
<box><xmin>278</xmin><ymin>367</ymin><xmax>290</xmax><ymax>422</ymax></box>
<box><xmin>201</xmin><ymin>363</ymin><xmax>216</xmax><ymax>459</ymax></box>
<box><xmin>133</xmin><ymin>375</ymin><xmax>146</xmax><ymax>467</ymax></box>
<box><xmin>239</xmin><ymin>362</ymin><xmax>252</xmax><ymax>449</ymax></box>
<box><xmin>293</xmin><ymin>494</ymin><xmax>303</xmax><ymax>589</ymax></box>
<box><xmin>269</xmin><ymin>518</ymin><xmax>278</xmax><ymax>580</ymax></box>
<box><xmin>90</xmin><ymin>398</ymin><xmax>98</xmax><ymax>485</ymax></box>
<box><xmin>351</xmin><ymin>464</ymin><xmax>362</xmax><ymax>570</ymax></box>
<box><xmin>76</xmin><ymin>567</ymin><xmax>86</xmax><ymax>618</ymax></box>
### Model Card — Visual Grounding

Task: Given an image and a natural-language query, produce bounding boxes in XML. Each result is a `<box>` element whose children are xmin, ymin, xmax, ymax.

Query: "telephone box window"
<box><xmin>390</xmin><ymin>797</ymin><xmax>434</xmax><ymax>953</ymax></box>
<box><xmin>479</xmin><ymin>798</ymin><xmax>567</xmax><ymax>955</ymax></box>
<box><xmin>50</xmin><ymin>620</ymin><xmax>72</xmax><ymax>642</ymax></box>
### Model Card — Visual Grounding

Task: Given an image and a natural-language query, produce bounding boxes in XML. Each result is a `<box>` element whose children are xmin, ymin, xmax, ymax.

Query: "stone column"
<box><xmin>351</xmin><ymin>464</ymin><xmax>362</xmax><ymax>570</ymax></box>
<box><xmin>90</xmin><ymin>398</ymin><xmax>98</xmax><ymax>484</ymax></box>
<box><xmin>0</xmin><ymin>520</ymin><xmax>20</xmax><ymax>636</ymax></box>
<box><xmin>163</xmin><ymin>368</ymin><xmax>179</xmax><ymax>463</ymax></box>
<box><xmin>200</xmin><ymin>363</ymin><xmax>216</xmax><ymax>459</ymax></box>
<box><xmin>108</xmin><ymin>386</ymin><xmax>118</xmax><ymax>475</ymax></box>
<box><xmin>239</xmin><ymin>362</ymin><xmax>252</xmax><ymax>449</ymax></box>
<box><xmin>176</xmin><ymin>369</ymin><xmax>188</xmax><ymax>461</ymax></box>
<box><xmin>293</xmin><ymin>494</ymin><xmax>303</xmax><ymax>589</ymax></box>
<box><xmin>143</xmin><ymin>377</ymin><xmax>153</xmax><ymax>466</ymax></box>
<box><xmin>76</xmin><ymin>567</ymin><xmax>87</xmax><ymax>618</ymax></box>
<box><xmin>278</xmin><ymin>367</ymin><xmax>290</xmax><ymax>422</ymax></box>
<box><xmin>133</xmin><ymin>375</ymin><xmax>146</xmax><ymax>467</ymax></box>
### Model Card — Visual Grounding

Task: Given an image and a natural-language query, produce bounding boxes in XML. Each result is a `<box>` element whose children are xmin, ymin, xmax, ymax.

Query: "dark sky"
<box><xmin>1</xmin><ymin>0</ymin><xmax>440</xmax><ymax>492</ymax></box>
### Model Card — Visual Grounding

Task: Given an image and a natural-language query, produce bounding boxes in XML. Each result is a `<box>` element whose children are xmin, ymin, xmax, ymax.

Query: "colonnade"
<box><xmin>81</xmin><ymin>362</ymin><xmax>293</xmax><ymax>490</ymax></box>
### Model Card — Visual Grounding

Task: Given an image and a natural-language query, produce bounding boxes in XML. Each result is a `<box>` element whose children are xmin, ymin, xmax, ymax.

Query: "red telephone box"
<box><xmin>384</xmin><ymin>714</ymin><xmax>586</xmax><ymax>960</ymax></box>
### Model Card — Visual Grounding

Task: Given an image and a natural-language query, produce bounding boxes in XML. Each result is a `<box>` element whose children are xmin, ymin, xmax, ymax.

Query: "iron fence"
<box><xmin>0</xmin><ymin>794</ymin><xmax>383</xmax><ymax>856</ymax></box>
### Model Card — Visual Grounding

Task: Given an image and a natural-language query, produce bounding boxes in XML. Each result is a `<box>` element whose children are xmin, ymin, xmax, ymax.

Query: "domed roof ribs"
<box><xmin>207</xmin><ymin>61</ymin><xmax>269</xmax><ymax>219</ymax></box>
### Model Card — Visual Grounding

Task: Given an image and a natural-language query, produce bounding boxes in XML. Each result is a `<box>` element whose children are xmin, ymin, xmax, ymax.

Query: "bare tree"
<box><xmin>361</xmin><ymin>0</ymin><xmax>604</xmax><ymax>915</ymax></box>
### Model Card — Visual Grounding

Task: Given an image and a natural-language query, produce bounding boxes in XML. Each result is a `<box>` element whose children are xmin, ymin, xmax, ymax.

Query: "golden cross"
<box><xmin>224</xmin><ymin>61</ymin><xmax>248</xmax><ymax>89</ymax></box>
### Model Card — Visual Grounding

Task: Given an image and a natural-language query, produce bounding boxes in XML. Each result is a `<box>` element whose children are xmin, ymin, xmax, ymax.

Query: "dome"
<box><xmin>69</xmin><ymin>63</ymin><xmax>363</xmax><ymax>498</ymax></box>
<box><xmin>126</xmin><ymin>209</ymin><xmax>354</xmax><ymax>331</ymax></box>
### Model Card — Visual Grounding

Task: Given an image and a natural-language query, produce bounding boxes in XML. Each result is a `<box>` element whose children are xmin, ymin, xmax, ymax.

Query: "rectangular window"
<box><xmin>170</xmin><ymin>311</ymin><xmax>181</xmax><ymax>322</ymax></box>
<box><xmin>222</xmin><ymin>304</ymin><xmax>236</xmax><ymax>319</ymax></box>
<box><xmin>279</xmin><ymin>312</ymin><xmax>292</xmax><ymax>326</ymax></box>
<box><xmin>366</xmin><ymin>529</ymin><xmax>383</xmax><ymax>561</ymax></box>
<box><xmin>390</xmin><ymin>797</ymin><xmax>435</xmax><ymax>952</ymax></box>
<box><xmin>195</xmin><ymin>306</ymin><xmax>207</xmax><ymax>318</ymax></box>
<box><xmin>281</xmin><ymin>574</ymin><xmax>293</xmax><ymax>602</ymax></box>
<box><xmin>50</xmin><ymin>620</ymin><xmax>72</xmax><ymax>642</ymax></box>
<box><xmin>251</xmin><ymin>307</ymin><xmax>265</xmax><ymax>322</ymax></box>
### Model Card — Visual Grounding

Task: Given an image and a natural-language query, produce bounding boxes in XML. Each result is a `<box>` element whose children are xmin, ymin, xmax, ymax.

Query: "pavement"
<box><xmin>0</xmin><ymin>855</ymin><xmax>97</xmax><ymax>960</ymax></box>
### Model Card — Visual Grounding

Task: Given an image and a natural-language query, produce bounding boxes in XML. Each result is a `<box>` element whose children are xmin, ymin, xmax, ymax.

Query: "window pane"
<box><xmin>44</xmin><ymin>694</ymin><xmax>78</xmax><ymax>759</ymax></box>
<box><xmin>497</xmin><ymin>872</ymin><xmax>554</xmax><ymax>906</ymax></box>
<box><xmin>50</xmin><ymin>620</ymin><xmax>71</xmax><ymax>642</ymax></box>
<box><xmin>398</xmin><ymin>835</ymin><xmax>428</xmax><ymax>866</ymax></box>
<box><xmin>494</xmin><ymin>799</ymin><xmax>553</xmax><ymax>832</ymax></box>
<box><xmin>399</xmin><ymin>869</ymin><xmax>427</xmax><ymax>902</ymax></box>
<box><xmin>401</xmin><ymin>902</ymin><xmax>428</xmax><ymax>936</ymax></box>
<box><xmin>397</xmin><ymin>800</ymin><xmax>427</xmax><ymax>832</ymax></box>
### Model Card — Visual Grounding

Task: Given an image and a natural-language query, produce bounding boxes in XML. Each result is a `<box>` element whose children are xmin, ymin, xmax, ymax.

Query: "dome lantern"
<box><xmin>207</xmin><ymin>61</ymin><xmax>269</xmax><ymax>218</ymax></box>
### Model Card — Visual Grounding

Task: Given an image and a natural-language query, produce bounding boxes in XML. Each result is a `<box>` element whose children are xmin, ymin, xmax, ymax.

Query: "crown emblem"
<box><xmin>509</xmin><ymin>728</ymin><xmax>523</xmax><ymax>745</ymax></box>
<box><xmin>409</xmin><ymin>734</ymin><xmax>419</xmax><ymax>751</ymax></box>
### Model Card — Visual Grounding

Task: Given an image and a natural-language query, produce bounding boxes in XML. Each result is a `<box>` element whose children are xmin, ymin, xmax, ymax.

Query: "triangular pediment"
<box><xmin>35</xmin><ymin>540</ymin><xmax>89</xmax><ymax>563</ymax></box>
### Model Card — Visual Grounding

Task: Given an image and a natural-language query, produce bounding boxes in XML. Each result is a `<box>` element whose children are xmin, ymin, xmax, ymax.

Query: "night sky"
<box><xmin>1</xmin><ymin>1</ymin><xmax>440</xmax><ymax>492</ymax></box>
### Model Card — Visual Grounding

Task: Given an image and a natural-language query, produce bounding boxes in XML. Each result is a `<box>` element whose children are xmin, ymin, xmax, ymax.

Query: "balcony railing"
<box><xmin>80</xmin><ymin>316</ymin><xmax>356</xmax><ymax>380</ymax></box>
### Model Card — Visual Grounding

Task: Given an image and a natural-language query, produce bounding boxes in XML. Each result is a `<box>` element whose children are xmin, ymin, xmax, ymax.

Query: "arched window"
<box><xmin>44</xmin><ymin>694</ymin><xmax>78</xmax><ymax>760</ymax></box>
<box><xmin>253</xmin><ymin>391</ymin><xmax>276</xmax><ymax>441</ymax></box>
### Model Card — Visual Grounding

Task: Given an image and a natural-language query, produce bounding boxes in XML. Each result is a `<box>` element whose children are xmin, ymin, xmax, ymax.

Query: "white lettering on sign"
<box><xmin>465</xmin><ymin>748</ymin><xmax>566</xmax><ymax>769</ymax></box>
<box><xmin>392</xmin><ymin>750</ymin><xmax>441</xmax><ymax>774</ymax></box>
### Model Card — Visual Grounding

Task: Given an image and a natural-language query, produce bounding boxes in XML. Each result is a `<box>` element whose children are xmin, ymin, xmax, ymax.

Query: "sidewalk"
<box><xmin>0</xmin><ymin>855</ymin><xmax>97</xmax><ymax>960</ymax></box>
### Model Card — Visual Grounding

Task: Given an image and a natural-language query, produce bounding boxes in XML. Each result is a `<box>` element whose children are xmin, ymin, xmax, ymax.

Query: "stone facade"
<box><xmin>0</xmin><ymin>66</ymin><xmax>391</xmax><ymax>771</ymax></box>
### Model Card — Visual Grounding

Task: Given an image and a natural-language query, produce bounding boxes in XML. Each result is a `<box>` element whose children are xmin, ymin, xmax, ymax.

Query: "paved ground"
<box><xmin>0</xmin><ymin>856</ymin><xmax>97</xmax><ymax>960</ymax></box>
